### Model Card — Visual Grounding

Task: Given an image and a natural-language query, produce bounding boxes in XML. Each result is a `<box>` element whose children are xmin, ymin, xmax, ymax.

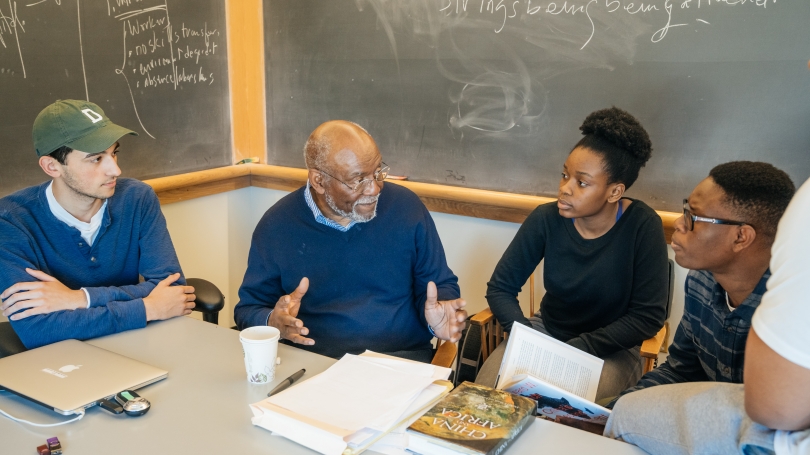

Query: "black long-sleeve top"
<box><xmin>486</xmin><ymin>200</ymin><xmax>669</xmax><ymax>358</ymax></box>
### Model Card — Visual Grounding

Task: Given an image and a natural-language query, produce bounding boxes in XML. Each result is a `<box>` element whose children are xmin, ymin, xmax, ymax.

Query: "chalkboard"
<box><xmin>0</xmin><ymin>0</ymin><xmax>230</xmax><ymax>196</ymax></box>
<box><xmin>264</xmin><ymin>0</ymin><xmax>810</xmax><ymax>212</ymax></box>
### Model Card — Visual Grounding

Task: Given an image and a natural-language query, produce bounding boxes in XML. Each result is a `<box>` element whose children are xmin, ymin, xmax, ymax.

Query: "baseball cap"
<box><xmin>32</xmin><ymin>99</ymin><xmax>138</xmax><ymax>157</ymax></box>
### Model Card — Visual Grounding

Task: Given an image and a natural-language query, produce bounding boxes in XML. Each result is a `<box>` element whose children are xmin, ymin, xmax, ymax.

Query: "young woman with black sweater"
<box><xmin>475</xmin><ymin>107</ymin><xmax>670</xmax><ymax>400</ymax></box>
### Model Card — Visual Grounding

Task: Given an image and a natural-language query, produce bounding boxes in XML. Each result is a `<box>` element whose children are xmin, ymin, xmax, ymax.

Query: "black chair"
<box><xmin>0</xmin><ymin>322</ymin><xmax>26</xmax><ymax>359</ymax></box>
<box><xmin>0</xmin><ymin>278</ymin><xmax>224</xmax><ymax>359</ymax></box>
<box><xmin>187</xmin><ymin>278</ymin><xmax>225</xmax><ymax>325</ymax></box>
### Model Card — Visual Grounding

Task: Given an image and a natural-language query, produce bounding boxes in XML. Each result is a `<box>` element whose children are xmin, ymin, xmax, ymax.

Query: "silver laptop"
<box><xmin>0</xmin><ymin>339</ymin><xmax>167</xmax><ymax>415</ymax></box>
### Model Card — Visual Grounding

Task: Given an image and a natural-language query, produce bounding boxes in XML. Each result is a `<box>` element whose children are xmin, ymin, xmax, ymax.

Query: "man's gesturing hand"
<box><xmin>424</xmin><ymin>281</ymin><xmax>467</xmax><ymax>342</ymax></box>
<box><xmin>143</xmin><ymin>273</ymin><xmax>196</xmax><ymax>321</ymax></box>
<box><xmin>0</xmin><ymin>268</ymin><xmax>88</xmax><ymax>320</ymax></box>
<box><xmin>268</xmin><ymin>277</ymin><xmax>314</xmax><ymax>346</ymax></box>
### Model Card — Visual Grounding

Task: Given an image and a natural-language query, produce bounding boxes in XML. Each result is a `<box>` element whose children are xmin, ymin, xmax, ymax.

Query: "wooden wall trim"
<box><xmin>226</xmin><ymin>0</ymin><xmax>267</xmax><ymax>163</ymax></box>
<box><xmin>145</xmin><ymin>165</ymin><xmax>250</xmax><ymax>204</ymax></box>
<box><xmin>144</xmin><ymin>164</ymin><xmax>678</xmax><ymax>241</ymax></box>
<box><xmin>249</xmin><ymin>163</ymin><xmax>309</xmax><ymax>193</ymax></box>
<box><xmin>145</xmin><ymin>165</ymin><xmax>250</xmax><ymax>194</ymax></box>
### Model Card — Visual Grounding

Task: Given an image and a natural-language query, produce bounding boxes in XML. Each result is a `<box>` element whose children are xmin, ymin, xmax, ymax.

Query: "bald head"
<box><xmin>305</xmin><ymin>121</ymin><xmax>384</xmax><ymax>225</ymax></box>
<box><xmin>304</xmin><ymin>121</ymin><xmax>376</xmax><ymax>173</ymax></box>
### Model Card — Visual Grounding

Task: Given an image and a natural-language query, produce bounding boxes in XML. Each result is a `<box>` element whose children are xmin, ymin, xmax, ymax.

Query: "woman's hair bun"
<box><xmin>580</xmin><ymin>107</ymin><xmax>652</xmax><ymax>165</ymax></box>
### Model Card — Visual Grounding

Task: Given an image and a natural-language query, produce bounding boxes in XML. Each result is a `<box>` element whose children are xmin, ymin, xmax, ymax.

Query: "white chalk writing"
<box><xmin>0</xmin><ymin>0</ymin><xmax>26</xmax><ymax>77</ymax></box>
<box><xmin>441</xmin><ymin>0</ymin><xmax>776</xmax><ymax>46</ymax></box>
<box><xmin>0</xmin><ymin>0</ymin><xmax>222</xmax><ymax>139</ymax></box>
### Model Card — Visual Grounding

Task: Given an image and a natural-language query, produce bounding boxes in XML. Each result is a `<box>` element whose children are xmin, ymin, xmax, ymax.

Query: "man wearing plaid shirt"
<box><xmin>604</xmin><ymin>161</ymin><xmax>795</xmax><ymax>454</ymax></box>
<box><xmin>608</xmin><ymin>266</ymin><xmax>769</xmax><ymax>404</ymax></box>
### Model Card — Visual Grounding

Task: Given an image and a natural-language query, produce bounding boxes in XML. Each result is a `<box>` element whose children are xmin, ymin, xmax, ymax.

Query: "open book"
<box><xmin>494</xmin><ymin>323</ymin><xmax>609</xmax><ymax>435</ymax></box>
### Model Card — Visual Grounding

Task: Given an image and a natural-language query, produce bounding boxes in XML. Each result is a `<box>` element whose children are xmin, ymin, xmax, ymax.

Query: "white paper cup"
<box><xmin>239</xmin><ymin>326</ymin><xmax>280</xmax><ymax>384</ymax></box>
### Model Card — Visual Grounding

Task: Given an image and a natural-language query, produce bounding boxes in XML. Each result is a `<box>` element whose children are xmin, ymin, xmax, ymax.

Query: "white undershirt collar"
<box><xmin>46</xmin><ymin>181</ymin><xmax>107</xmax><ymax>246</ymax></box>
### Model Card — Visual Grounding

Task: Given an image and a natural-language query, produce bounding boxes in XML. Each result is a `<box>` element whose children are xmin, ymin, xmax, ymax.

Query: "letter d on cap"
<box><xmin>82</xmin><ymin>108</ymin><xmax>103</xmax><ymax>123</ymax></box>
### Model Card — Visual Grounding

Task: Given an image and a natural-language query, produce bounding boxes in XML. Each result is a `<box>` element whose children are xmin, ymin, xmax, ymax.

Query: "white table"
<box><xmin>0</xmin><ymin>317</ymin><xmax>647</xmax><ymax>454</ymax></box>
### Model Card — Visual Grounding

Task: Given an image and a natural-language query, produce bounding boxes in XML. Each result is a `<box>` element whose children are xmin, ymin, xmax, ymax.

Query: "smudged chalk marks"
<box><xmin>355</xmin><ymin>0</ymin><xmax>776</xmax><ymax>135</ymax></box>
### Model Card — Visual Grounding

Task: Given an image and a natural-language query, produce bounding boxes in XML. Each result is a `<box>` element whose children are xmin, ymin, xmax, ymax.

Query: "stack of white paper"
<box><xmin>250</xmin><ymin>351</ymin><xmax>452</xmax><ymax>455</ymax></box>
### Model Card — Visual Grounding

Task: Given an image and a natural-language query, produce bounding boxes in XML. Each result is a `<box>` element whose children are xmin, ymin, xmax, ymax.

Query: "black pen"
<box><xmin>267</xmin><ymin>368</ymin><xmax>306</xmax><ymax>397</ymax></box>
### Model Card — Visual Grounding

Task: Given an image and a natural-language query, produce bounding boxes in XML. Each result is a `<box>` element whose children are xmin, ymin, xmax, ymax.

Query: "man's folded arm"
<box><xmin>0</xmin><ymin>222</ymin><xmax>90</xmax><ymax>311</ymax></box>
<box><xmin>81</xmin><ymin>259</ymin><xmax>185</xmax><ymax>308</ymax></box>
<box><xmin>1</xmin><ymin>212</ymin><xmax>182</xmax><ymax>311</ymax></box>
<box><xmin>82</xmin><ymin>282</ymin><xmax>157</xmax><ymax>308</ymax></box>
<box><xmin>9</xmin><ymin>300</ymin><xmax>147</xmax><ymax>349</ymax></box>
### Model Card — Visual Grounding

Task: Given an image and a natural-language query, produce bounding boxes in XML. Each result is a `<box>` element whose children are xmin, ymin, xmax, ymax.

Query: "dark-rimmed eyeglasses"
<box><xmin>317</xmin><ymin>162</ymin><xmax>389</xmax><ymax>193</ymax></box>
<box><xmin>682</xmin><ymin>199</ymin><xmax>748</xmax><ymax>231</ymax></box>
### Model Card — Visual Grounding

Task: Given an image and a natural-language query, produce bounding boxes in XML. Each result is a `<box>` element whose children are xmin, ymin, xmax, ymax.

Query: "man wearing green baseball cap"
<box><xmin>0</xmin><ymin>100</ymin><xmax>196</xmax><ymax>349</ymax></box>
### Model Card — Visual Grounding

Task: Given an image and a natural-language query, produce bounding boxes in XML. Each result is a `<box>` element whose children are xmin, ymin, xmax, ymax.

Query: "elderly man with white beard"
<box><xmin>234</xmin><ymin>121</ymin><xmax>467</xmax><ymax>362</ymax></box>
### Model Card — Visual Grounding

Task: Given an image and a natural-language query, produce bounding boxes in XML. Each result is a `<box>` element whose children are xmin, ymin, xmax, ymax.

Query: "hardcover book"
<box><xmin>406</xmin><ymin>382</ymin><xmax>536</xmax><ymax>455</ymax></box>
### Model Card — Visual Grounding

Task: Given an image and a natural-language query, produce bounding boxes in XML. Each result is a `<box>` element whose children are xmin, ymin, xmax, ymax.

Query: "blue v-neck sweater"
<box><xmin>0</xmin><ymin>178</ymin><xmax>184</xmax><ymax>349</ymax></box>
<box><xmin>235</xmin><ymin>184</ymin><xmax>460</xmax><ymax>359</ymax></box>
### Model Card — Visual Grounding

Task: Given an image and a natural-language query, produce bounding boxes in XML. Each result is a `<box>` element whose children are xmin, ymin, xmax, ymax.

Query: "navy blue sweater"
<box><xmin>234</xmin><ymin>184</ymin><xmax>460</xmax><ymax>359</ymax></box>
<box><xmin>0</xmin><ymin>179</ymin><xmax>184</xmax><ymax>348</ymax></box>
